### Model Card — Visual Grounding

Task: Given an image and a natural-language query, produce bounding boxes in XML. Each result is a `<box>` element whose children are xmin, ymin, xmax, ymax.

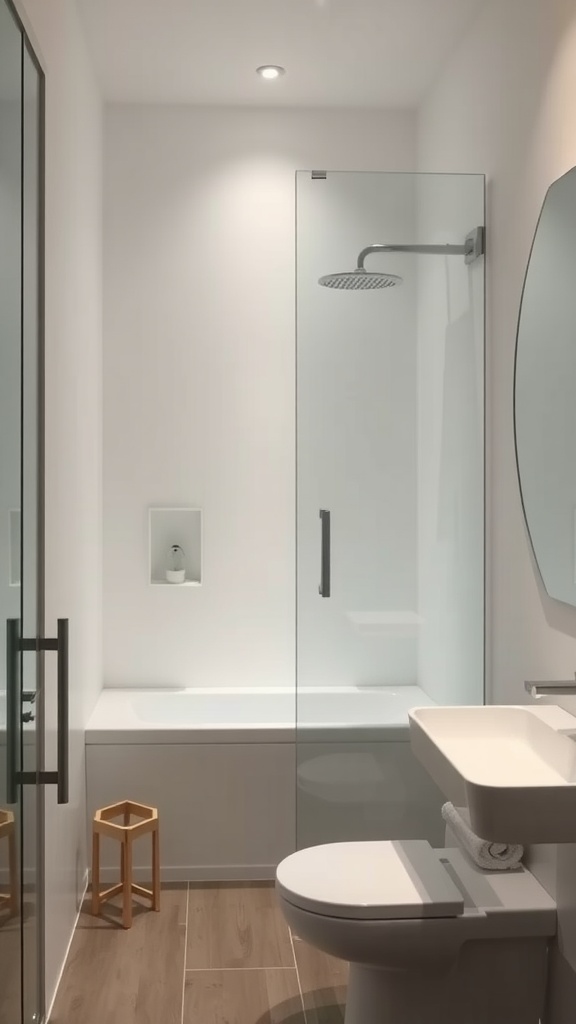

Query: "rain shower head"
<box><xmin>318</xmin><ymin>227</ymin><xmax>485</xmax><ymax>290</ymax></box>
<box><xmin>318</xmin><ymin>268</ymin><xmax>402</xmax><ymax>290</ymax></box>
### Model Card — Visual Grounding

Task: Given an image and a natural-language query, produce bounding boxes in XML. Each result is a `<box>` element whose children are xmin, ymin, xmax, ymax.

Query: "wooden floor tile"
<box><xmin>184</xmin><ymin>968</ymin><xmax>304</xmax><ymax>1024</ymax></box>
<box><xmin>49</xmin><ymin>885</ymin><xmax>187</xmax><ymax>1024</ymax></box>
<box><xmin>187</xmin><ymin>882</ymin><xmax>294</xmax><ymax>969</ymax></box>
<box><xmin>292</xmin><ymin>935</ymin><xmax>348</xmax><ymax>1024</ymax></box>
<box><xmin>0</xmin><ymin>907</ymin><xmax>22</xmax><ymax>1024</ymax></box>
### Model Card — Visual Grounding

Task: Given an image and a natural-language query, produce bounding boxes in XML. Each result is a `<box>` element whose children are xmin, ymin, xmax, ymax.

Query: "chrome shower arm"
<box><xmin>356</xmin><ymin>227</ymin><xmax>484</xmax><ymax>270</ymax></box>
<box><xmin>356</xmin><ymin>243</ymin><xmax>465</xmax><ymax>269</ymax></box>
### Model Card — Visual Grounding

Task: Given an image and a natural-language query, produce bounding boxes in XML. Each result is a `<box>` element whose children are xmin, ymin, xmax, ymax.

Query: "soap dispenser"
<box><xmin>166</xmin><ymin>544</ymin><xmax>186</xmax><ymax>584</ymax></box>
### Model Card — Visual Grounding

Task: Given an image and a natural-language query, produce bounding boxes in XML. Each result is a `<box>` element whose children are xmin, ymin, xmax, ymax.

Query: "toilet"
<box><xmin>276</xmin><ymin>839</ymin><xmax>556</xmax><ymax>1024</ymax></box>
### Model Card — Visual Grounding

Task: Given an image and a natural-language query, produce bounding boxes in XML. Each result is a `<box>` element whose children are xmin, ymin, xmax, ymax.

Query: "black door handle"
<box><xmin>6</xmin><ymin>619</ymin><xmax>20</xmax><ymax>805</ymax></box>
<box><xmin>55</xmin><ymin>618</ymin><xmax>69</xmax><ymax>804</ymax></box>
<box><xmin>319</xmin><ymin>510</ymin><xmax>331</xmax><ymax>598</ymax></box>
<box><xmin>5</xmin><ymin>618</ymin><xmax>69</xmax><ymax>805</ymax></box>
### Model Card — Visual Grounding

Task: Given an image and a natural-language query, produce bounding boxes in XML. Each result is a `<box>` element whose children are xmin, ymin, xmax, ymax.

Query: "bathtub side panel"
<box><xmin>86</xmin><ymin>743</ymin><xmax>296</xmax><ymax>880</ymax></box>
<box><xmin>296</xmin><ymin>741</ymin><xmax>446</xmax><ymax>849</ymax></box>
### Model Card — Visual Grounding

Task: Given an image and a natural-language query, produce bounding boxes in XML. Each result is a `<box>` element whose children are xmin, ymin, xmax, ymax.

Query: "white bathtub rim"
<box><xmin>97</xmin><ymin>684</ymin><xmax>424</xmax><ymax>695</ymax></box>
<box><xmin>85</xmin><ymin>684</ymin><xmax>436</xmax><ymax>744</ymax></box>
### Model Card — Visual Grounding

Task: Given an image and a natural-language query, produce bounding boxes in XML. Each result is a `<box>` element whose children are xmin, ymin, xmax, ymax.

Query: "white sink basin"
<box><xmin>409</xmin><ymin>705</ymin><xmax>576</xmax><ymax>844</ymax></box>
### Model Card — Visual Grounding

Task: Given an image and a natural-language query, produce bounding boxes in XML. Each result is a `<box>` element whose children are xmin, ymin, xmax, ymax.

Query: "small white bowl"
<box><xmin>166</xmin><ymin>569</ymin><xmax>186</xmax><ymax>584</ymax></box>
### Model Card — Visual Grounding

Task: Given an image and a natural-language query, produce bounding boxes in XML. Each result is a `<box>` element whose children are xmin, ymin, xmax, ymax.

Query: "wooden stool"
<box><xmin>91</xmin><ymin>800</ymin><xmax>160</xmax><ymax>929</ymax></box>
<box><xmin>0</xmin><ymin>809</ymin><xmax>18</xmax><ymax>917</ymax></box>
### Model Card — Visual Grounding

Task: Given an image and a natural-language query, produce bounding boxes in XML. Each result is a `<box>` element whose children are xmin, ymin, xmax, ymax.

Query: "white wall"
<box><xmin>103</xmin><ymin>107</ymin><xmax>415</xmax><ymax>689</ymax></box>
<box><xmin>418</xmin><ymin>0</ymin><xmax>576</xmax><ymax>703</ymax></box>
<box><xmin>418</xmin><ymin>2</ymin><xmax>576</xmax><ymax>1018</ymax></box>
<box><xmin>16</xmin><ymin>0</ymin><xmax>103</xmax><ymax>1011</ymax></box>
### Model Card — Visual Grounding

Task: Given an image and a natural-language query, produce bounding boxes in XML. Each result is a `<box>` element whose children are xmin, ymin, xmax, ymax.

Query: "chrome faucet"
<box><xmin>525</xmin><ymin>677</ymin><xmax>576</xmax><ymax>699</ymax></box>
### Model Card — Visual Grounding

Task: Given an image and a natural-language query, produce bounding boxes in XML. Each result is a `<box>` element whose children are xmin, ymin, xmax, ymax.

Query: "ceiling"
<box><xmin>77</xmin><ymin>0</ymin><xmax>486</xmax><ymax>108</ymax></box>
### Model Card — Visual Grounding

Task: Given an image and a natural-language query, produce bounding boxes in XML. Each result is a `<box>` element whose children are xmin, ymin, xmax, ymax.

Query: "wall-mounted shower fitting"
<box><xmin>318</xmin><ymin>225</ymin><xmax>485</xmax><ymax>289</ymax></box>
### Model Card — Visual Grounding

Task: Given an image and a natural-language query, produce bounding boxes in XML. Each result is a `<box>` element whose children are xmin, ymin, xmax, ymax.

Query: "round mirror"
<box><xmin>514</xmin><ymin>166</ymin><xmax>576</xmax><ymax>606</ymax></box>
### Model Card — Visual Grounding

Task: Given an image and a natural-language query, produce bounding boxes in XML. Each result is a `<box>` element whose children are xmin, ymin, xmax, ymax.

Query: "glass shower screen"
<box><xmin>295</xmin><ymin>170</ymin><xmax>485</xmax><ymax>850</ymax></box>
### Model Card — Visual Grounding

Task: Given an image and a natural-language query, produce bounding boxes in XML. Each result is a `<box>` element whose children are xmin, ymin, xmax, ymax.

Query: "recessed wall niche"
<box><xmin>149</xmin><ymin>507</ymin><xmax>202</xmax><ymax>586</ymax></box>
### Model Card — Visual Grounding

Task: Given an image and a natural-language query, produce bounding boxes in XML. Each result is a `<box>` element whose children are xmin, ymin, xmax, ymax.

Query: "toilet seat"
<box><xmin>276</xmin><ymin>840</ymin><xmax>464</xmax><ymax>920</ymax></box>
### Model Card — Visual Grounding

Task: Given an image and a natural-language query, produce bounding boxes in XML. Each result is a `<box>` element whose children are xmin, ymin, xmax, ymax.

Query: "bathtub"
<box><xmin>85</xmin><ymin>684</ymin><xmax>436</xmax><ymax>743</ymax></box>
<box><xmin>85</xmin><ymin>685</ymin><xmax>443</xmax><ymax>881</ymax></box>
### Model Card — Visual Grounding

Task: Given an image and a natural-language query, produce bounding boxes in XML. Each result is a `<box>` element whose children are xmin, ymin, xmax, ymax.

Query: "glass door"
<box><xmin>0</xmin><ymin>2</ymin><xmax>45</xmax><ymax>1021</ymax></box>
<box><xmin>295</xmin><ymin>171</ymin><xmax>485</xmax><ymax>850</ymax></box>
<box><xmin>21</xmin><ymin>27</ymin><xmax>43</xmax><ymax>1024</ymax></box>
<box><xmin>0</xmin><ymin>1</ymin><xmax>26</xmax><ymax>1016</ymax></box>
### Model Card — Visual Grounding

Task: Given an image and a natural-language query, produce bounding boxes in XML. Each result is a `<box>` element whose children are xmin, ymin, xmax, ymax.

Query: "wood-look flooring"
<box><xmin>0</xmin><ymin>904</ymin><xmax>22</xmax><ymax>1023</ymax></box>
<box><xmin>50</xmin><ymin>882</ymin><xmax>348</xmax><ymax>1024</ymax></box>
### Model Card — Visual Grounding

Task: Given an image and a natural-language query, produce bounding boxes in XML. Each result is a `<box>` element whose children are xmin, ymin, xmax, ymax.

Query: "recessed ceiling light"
<box><xmin>256</xmin><ymin>65</ymin><xmax>285</xmax><ymax>80</ymax></box>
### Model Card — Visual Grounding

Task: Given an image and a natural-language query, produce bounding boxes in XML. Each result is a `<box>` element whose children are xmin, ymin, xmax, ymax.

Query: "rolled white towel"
<box><xmin>441</xmin><ymin>802</ymin><xmax>524</xmax><ymax>871</ymax></box>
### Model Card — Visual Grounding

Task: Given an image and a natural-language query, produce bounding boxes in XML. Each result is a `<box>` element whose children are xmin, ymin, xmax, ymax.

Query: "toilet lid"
<box><xmin>276</xmin><ymin>840</ymin><xmax>465</xmax><ymax>920</ymax></box>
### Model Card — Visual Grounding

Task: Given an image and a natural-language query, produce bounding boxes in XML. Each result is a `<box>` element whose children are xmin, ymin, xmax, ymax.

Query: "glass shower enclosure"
<box><xmin>296</xmin><ymin>171</ymin><xmax>485</xmax><ymax>849</ymax></box>
<box><xmin>1</xmin><ymin>2</ymin><xmax>47</xmax><ymax>1021</ymax></box>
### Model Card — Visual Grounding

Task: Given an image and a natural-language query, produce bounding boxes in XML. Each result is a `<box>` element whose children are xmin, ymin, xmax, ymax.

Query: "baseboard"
<box><xmin>96</xmin><ymin>863</ymin><xmax>277</xmax><ymax>883</ymax></box>
<box><xmin>45</xmin><ymin>869</ymin><xmax>89</xmax><ymax>1024</ymax></box>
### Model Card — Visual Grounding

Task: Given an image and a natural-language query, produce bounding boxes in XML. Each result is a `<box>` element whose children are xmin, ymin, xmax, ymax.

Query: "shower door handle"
<box><xmin>38</xmin><ymin>618</ymin><xmax>69</xmax><ymax>804</ymax></box>
<box><xmin>6</xmin><ymin>618</ymin><xmax>69</xmax><ymax>805</ymax></box>
<box><xmin>48</xmin><ymin>619</ymin><xmax>69</xmax><ymax>804</ymax></box>
<box><xmin>6</xmin><ymin>619</ymin><xmax>20</xmax><ymax>805</ymax></box>
<box><xmin>319</xmin><ymin>509</ymin><xmax>331</xmax><ymax>598</ymax></box>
